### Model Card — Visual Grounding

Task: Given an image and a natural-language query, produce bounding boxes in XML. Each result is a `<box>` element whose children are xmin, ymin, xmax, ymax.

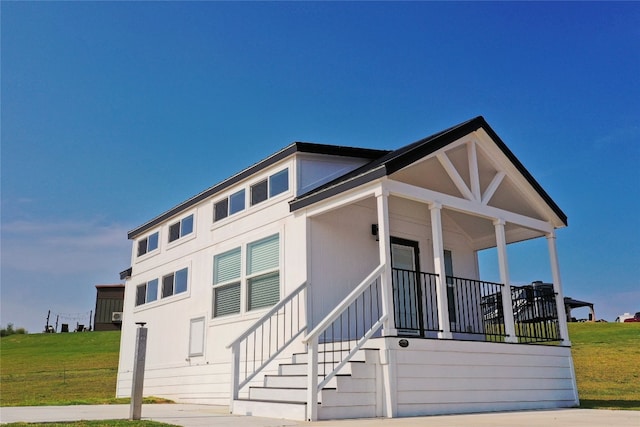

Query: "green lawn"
<box><xmin>1</xmin><ymin>324</ymin><xmax>638</xmax><ymax>411</ymax></box>
<box><xmin>568</xmin><ymin>322</ymin><xmax>640</xmax><ymax>410</ymax></box>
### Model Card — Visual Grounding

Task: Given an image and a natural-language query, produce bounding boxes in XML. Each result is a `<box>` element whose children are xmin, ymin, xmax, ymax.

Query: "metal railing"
<box><xmin>448</xmin><ymin>276</ymin><xmax>507</xmax><ymax>341</ymax></box>
<box><xmin>511</xmin><ymin>284</ymin><xmax>561</xmax><ymax>343</ymax></box>
<box><xmin>391</xmin><ymin>268</ymin><xmax>440</xmax><ymax>334</ymax></box>
<box><xmin>227</xmin><ymin>282</ymin><xmax>307</xmax><ymax>409</ymax></box>
<box><xmin>302</xmin><ymin>264</ymin><xmax>386</xmax><ymax>421</ymax></box>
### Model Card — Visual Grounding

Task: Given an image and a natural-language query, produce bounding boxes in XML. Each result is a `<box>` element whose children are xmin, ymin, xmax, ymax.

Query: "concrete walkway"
<box><xmin>1</xmin><ymin>404</ymin><xmax>638</xmax><ymax>426</ymax></box>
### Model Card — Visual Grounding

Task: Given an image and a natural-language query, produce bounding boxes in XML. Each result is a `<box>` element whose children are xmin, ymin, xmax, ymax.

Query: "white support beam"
<box><xmin>467</xmin><ymin>141</ymin><xmax>481</xmax><ymax>202</ymax></box>
<box><xmin>385</xmin><ymin>179</ymin><xmax>553</xmax><ymax>234</ymax></box>
<box><xmin>430</xmin><ymin>203</ymin><xmax>452</xmax><ymax>339</ymax></box>
<box><xmin>494</xmin><ymin>219</ymin><xmax>518</xmax><ymax>343</ymax></box>
<box><xmin>375</xmin><ymin>187</ymin><xmax>396</xmax><ymax>337</ymax></box>
<box><xmin>481</xmin><ymin>171</ymin><xmax>506</xmax><ymax>205</ymax></box>
<box><xmin>547</xmin><ymin>231</ymin><xmax>571</xmax><ymax>346</ymax></box>
<box><xmin>437</xmin><ymin>152</ymin><xmax>475</xmax><ymax>201</ymax></box>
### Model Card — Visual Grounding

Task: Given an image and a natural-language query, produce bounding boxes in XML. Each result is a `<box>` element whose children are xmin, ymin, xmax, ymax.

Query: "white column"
<box><xmin>375</xmin><ymin>187</ymin><xmax>397</xmax><ymax>418</ymax></box>
<box><xmin>376</xmin><ymin>188</ymin><xmax>396</xmax><ymax>336</ymax></box>
<box><xmin>547</xmin><ymin>231</ymin><xmax>571</xmax><ymax>346</ymax></box>
<box><xmin>429</xmin><ymin>203</ymin><xmax>452</xmax><ymax>339</ymax></box>
<box><xmin>494</xmin><ymin>219</ymin><xmax>518</xmax><ymax>343</ymax></box>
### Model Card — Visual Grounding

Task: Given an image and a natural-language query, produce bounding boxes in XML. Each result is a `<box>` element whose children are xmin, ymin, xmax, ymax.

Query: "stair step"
<box><xmin>249</xmin><ymin>386</ymin><xmax>334</xmax><ymax>403</ymax></box>
<box><xmin>264</xmin><ymin>374</ymin><xmax>374</xmax><ymax>391</ymax></box>
<box><xmin>232</xmin><ymin>399</ymin><xmax>307</xmax><ymax>420</ymax></box>
<box><xmin>291</xmin><ymin>348</ymin><xmax>377</xmax><ymax>364</ymax></box>
<box><xmin>279</xmin><ymin>361</ymin><xmax>375</xmax><ymax>377</ymax></box>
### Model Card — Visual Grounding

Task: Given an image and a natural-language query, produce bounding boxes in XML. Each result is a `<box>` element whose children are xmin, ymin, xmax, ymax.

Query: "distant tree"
<box><xmin>0</xmin><ymin>323</ymin><xmax>28</xmax><ymax>337</ymax></box>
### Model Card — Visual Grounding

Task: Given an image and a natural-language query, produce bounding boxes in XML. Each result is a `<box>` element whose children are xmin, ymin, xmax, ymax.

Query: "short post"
<box><xmin>130</xmin><ymin>322</ymin><xmax>148</xmax><ymax>420</ymax></box>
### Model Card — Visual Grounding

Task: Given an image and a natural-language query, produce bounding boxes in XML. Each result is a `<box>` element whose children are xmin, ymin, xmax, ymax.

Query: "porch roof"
<box><xmin>289</xmin><ymin>116</ymin><xmax>568</xmax><ymax>227</ymax></box>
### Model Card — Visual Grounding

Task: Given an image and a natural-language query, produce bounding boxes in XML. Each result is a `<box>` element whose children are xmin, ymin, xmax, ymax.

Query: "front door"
<box><xmin>390</xmin><ymin>238</ymin><xmax>424</xmax><ymax>335</ymax></box>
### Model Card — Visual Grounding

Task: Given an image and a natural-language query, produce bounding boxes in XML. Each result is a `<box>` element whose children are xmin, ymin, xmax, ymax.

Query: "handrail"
<box><xmin>303</xmin><ymin>264</ymin><xmax>385</xmax><ymax>343</ymax></box>
<box><xmin>227</xmin><ymin>282</ymin><xmax>307</xmax><ymax>412</ymax></box>
<box><xmin>304</xmin><ymin>264</ymin><xmax>386</xmax><ymax>421</ymax></box>
<box><xmin>226</xmin><ymin>281</ymin><xmax>307</xmax><ymax>349</ymax></box>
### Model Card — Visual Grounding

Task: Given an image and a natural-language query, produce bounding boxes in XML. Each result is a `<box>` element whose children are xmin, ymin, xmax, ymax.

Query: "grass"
<box><xmin>568</xmin><ymin>322</ymin><xmax>640</xmax><ymax>410</ymax></box>
<box><xmin>1</xmin><ymin>324</ymin><xmax>639</xmax><ymax>412</ymax></box>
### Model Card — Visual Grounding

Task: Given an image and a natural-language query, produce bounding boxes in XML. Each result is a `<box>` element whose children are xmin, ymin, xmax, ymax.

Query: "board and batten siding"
<box><xmin>388</xmin><ymin>338</ymin><xmax>578</xmax><ymax>416</ymax></box>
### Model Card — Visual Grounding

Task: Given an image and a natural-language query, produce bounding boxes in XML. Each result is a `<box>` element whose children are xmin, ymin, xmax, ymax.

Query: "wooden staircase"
<box><xmin>232</xmin><ymin>348</ymin><xmax>381</xmax><ymax>421</ymax></box>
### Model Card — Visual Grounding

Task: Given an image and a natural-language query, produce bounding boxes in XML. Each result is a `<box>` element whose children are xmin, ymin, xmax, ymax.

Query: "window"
<box><xmin>169</xmin><ymin>215</ymin><xmax>194</xmax><ymax>242</ymax></box>
<box><xmin>214</xmin><ymin>190</ymin><xmax>245</xmax><ymax>222</ymax></box>
<box><xmin>269</xmin><ymin>169</ymin><xmax>289</xmax><ymax>197</ymax></box>
<box><xmin>162</xmin><ymin>267</ymin><xmax>189</xmax><ymax>298</ymax></box>
<box><xmin>137</xmin><ymin>232</ymin><xmax>159</xmax><ymax>256</ymax></box>
<box><xmin>250</xmin><ymin>180</ymin><xmax>268</xmax><ymax>206</ymax></box>
<box><xmin>135</xmin><ymin>279</ymin><xmax>158</xmax><ymax>306</ymax></box>
<box><xmin>251</xmin><ymin>169</ymin><xmax>289</xmax><ymax>206</ymax></box>
<box><xmin>189</xmin><ymin>317</ymin><xmax>205</xmax><ymax>357</ymax></box>
<box><xmin>212</xmin><ymin>234</ymin><xmax>280</xmax><ymax>318</ymax></box>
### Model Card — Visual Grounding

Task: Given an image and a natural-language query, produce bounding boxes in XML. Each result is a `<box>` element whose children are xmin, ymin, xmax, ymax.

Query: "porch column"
<box><xmin>493</xmin><ymin>219</ymin><xmax>518</xmax><ymax>343</ymax></box>
<box><xmin>376</xmin><ymin>188</ymin><xmax>397</xmax><ymax>336</ymax></box>
<box><xmin>429</xmin><ymin>203</ymin><xmax>452</xmax><ymax>339</ymax></box>
<box><xmin>547</xmin><ymin>231</ymin><xmax>571</xmax><ymax>346</ymax></box>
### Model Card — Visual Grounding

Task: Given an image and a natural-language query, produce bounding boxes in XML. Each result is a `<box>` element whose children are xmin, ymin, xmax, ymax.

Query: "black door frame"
<box><xmin>390</xmin><ymin>237</ymin><xmax>425</xmax><ymax>336</ymax></box>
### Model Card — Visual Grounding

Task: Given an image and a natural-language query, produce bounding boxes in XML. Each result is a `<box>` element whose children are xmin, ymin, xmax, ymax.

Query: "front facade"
<box><xmin>116</xmin><ymin>117</ymin><xmax>578</xmax><ymax>420</ymax></box>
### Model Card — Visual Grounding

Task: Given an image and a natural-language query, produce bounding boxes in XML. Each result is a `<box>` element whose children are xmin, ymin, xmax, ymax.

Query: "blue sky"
<box><xmin>2</xmin><ymin>1</ymin><xmax>638</xmax><ymax>333</ymax></box>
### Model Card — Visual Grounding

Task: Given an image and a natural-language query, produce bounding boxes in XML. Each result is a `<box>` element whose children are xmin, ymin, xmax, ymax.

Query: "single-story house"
<box><xmin>116</xmin><ymin>116</ymin><xmax>578</xmax><ymax>420</ymax></box>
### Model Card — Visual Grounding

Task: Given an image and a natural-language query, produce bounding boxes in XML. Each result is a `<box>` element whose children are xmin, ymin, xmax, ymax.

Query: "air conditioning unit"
<box><xmin>112</xmin><ymin>312</ymin><xmax>123</xmax><ymax>322</ymax></box>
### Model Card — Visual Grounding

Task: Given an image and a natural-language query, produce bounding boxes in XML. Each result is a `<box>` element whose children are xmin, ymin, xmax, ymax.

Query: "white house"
<box><xmin>116</xmin><ymin>116</ymin><xmax>579</xmax><ymax>420</ymax></box>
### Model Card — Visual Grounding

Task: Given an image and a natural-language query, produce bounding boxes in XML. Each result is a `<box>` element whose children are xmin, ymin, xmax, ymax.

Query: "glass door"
<box><xmin>390</xmin><ymin>238</ymin><xmax>424</xmax><ymax>335</ymax></box>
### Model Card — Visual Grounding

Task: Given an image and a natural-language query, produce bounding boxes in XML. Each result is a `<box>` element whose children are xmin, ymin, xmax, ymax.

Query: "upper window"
<box><xmin>212</xmin><ymin>234</ymin><xmax>280</xmax><ymax>318</ymax></box>
<box><xmin>214</xmin><ymin>189</ymin><xmax>245</xmax><ymax>222</ymax></box>
<box><xmin>169</xmin><ymin>215</ymin><xmax>194</xmax><ymax>242</ymax></box>
<box><xmin>137</xmin><ymin>232</ymin><xmax>159</xmax><ymax>257</ymax></box>
<box><xmin>251</xmin><ymin>169</ymin><xmax>289</xmax><ymax>207</ymax></box>
<box><xmin>135</xmin><ymin>279</ymin><xmax>158</xmax><ymax>306</ymax></box>
<box><xmin>162</xmin><ymin>267</ymin><xmax>189</xmax><ymax>298</ymax></box>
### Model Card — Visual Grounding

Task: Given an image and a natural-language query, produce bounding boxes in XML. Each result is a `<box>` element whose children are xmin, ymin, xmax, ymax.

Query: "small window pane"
<box><xmin>137</xmin><ymin>238</ymin><xmax>148</xmax><ymax>256</ymax></box>
<box><xmin>147</xmin><ymin>233</ymin><xmax>159</xmax><ymax>252</ymax></box>
<box><xmin>251</xmin><ymin>180</ymin><xmax>268</xmax><ymax>206</ymax></box>
<box><xmin>269</xmin><ymin>169</ymin><xmax>289</xmax><ymax>197</ymax></box>
<box><xmin>175</xmin><ymin>268</ymin><xmax>188</xmax><ymax>294</ymax></box>
<box><xmin>162</xmin><ymin>274</ymin><xmax>174</xmax><ymax>298</ymax></box>
<box><xmin>248</xmin><ymin>272</ymin><xmax>280</xmax><ymax>311</ymax></box>
<box><xmin>181</xmin><ymin>215</ymin><xmax>194</xmax><ymax>236</ymax></box>
<box><xmin>214</xmin><ymin>283</ymin><xmax>241</xmax><ymax>317</ymax></box>
<box><xmin>169</xmin><ymin>222</ymin><xmax>180</xmax><ymax>242</ymax></box>
<box><xmin>247</xmin><ymin>234</ymin><xmax>279</xmax><ymax>275</ymax></box>
<box><xmin>214</xmin><ymin>199</ymin><xmax>229</xmax><ymax>222</ymax></box>
<box><xmin>136</xmin><ymin>284</ymin><xmax>146</xmax><ymax>306</ymax></box>
<box><xmin>229</xmin><ymin>190</ymin><xmax>245</xmax><ymax>215</ymax></box>
<box><xmin>146</xmin><ymin>279</ymin><xmax>158</xmax><ymax>302</ymax></box>
<box><xmin>214</xmin><ymin>248</ymin><xmax>241</xmax><ymax>284</ymax></box>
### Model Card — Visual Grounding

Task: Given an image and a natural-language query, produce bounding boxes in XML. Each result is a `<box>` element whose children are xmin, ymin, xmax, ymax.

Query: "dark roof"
<box><xmin>119</xmin><ymin>267</ymin><xmax>132</xmax><ymax>280</ymax></box>
<box><xmin>128</xmin><ymin>142</ymin><xmax>388</xmax><ymax>239</ymax></box>
<box><xmin>95</xmin><ymin>284</ymin><xmax>125</xmax><ymax>289</ymax></box>
<box><xmin>290</xmin><ymin>116</ymin><xmax>568</xmax><ymax>226</ymax></box>
<box><xmin>564</xmin><ymin>297</ymin><xmax>594</xmax><ymax>309</ymax></box>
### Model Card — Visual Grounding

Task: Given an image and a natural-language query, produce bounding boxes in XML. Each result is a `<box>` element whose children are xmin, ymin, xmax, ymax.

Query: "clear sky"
<box><xmin>2</xmin><ymin>1</ymin><xmax>638</xmax><ymax>333</ymax></box>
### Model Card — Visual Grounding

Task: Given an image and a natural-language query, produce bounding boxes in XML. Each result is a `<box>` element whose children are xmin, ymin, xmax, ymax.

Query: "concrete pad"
<box><xmin>0</xmin><ymin>404</ymin><xmax>638</xmax><ymax>427</ymax></box>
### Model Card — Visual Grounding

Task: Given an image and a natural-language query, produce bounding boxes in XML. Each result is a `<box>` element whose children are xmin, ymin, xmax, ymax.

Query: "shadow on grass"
<box><xmin>580</xmin><ymin>399</ymin><xmax>640</xmax><ymax>410</ymax></box>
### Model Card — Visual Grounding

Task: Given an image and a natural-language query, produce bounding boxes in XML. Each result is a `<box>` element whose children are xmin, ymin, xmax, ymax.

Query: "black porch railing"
<box><xmin>448</xmin><ymin>276</ymin><xmax>507</xmax><ymax>341</ymax></box>
<box><xmin>511</xmin><ymin>283</ymin><xmax>561</xmax><ymax>343</ymax></box>
<box><xmin>391</xmin><ymin>268</ymin><xmax>440</xmax><ymax>335</ymax></box>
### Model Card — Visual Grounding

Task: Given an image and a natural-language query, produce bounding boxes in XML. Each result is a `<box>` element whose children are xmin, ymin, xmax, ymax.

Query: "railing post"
<box><xmin>306</xmin><ymin>335</ymin><xmax>319</xmax><ymax>421</ymax></box>
<box><xmin>229</xmin><ymin>342</ymin><xmax>240</xmax><ymax>413</ymax></box>
<box><xmin>494</xmin><ymin>219</ymin><xmax>517</xmax><ymax>343</ymax></box>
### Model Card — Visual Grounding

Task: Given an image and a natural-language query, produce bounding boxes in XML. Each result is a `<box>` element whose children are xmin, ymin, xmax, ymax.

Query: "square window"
<box><xmin>229</xmin><ymin>189</ymin><xmax>245</xmax><ymax>215</ymax></box>
<box><xmin>214</xmin><ymin>282</ymin><xmax>241</xmax><ymax>317</ymax></box>
<box><xmin>269</xmin><ymin>169</ymin><xmax>289</xmax><ymax>197</ymax></box>
<box><xmin>214</xmin><ymin>199</ymin><xmax>229</xmax><ymax>222</ymax></box>
<box><xmin>251</xmin><ymin>180</ymin><xmax>268</xmax><ymax>206</ymax></box>
<box><xmin>147</xmin><ymin>232</ymin><xmax>159</xmax><ymax>252</ymax></box>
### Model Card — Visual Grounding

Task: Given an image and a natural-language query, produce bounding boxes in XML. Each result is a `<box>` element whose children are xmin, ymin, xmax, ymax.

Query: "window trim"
<box><xmin>162</xmin><ymin>267</ymin><xmax>189</xmax><ymax>299</ymax></box>
<box><xmin>167</xmin><ymin>213</ymin><xmax>196</xmax><ymax>245</ymax></box>
<box><xmin>135</xmin><ymin>278</ymin><xmax>159</xmax><ymax>306</ymax></box>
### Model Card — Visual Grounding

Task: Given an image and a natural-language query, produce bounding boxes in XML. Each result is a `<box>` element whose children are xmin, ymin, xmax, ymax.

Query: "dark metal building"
<box><xmin>94</xmin><ymin>284</ymin><xmax>125</xmax><ymax>331</ymax></box>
